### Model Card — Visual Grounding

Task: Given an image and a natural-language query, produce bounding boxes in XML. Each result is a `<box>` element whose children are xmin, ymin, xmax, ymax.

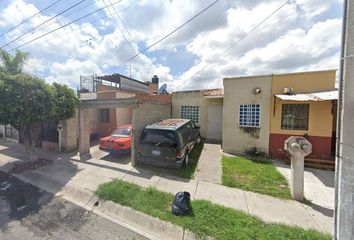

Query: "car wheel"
<box><xmin>183</xmin><ymin>151</ymin><xmax>189</xmax><ymax>166</ymax></box>
<box><xmin>196</xmin><ymin>135</ymin><xmax>202</xmax><ymax>144</ymax></box>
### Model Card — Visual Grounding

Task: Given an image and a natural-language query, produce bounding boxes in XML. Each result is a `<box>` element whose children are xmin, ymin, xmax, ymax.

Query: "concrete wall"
<box><xmin>148</xmin><ymin>83</ymin><xmax>158</xmax><ymax>94</ymax></box>
<box><xmin>223</xmin><ymin>75</ymin><xmax>272</xmax><ymax>155</ymax></box>
<box><xmin>96</xmin><ymin>90</ymin><xmax>135</xmax><ymax>137</ymax></box>
<box><xmin>172</xmin><ymin>91</ymin><xmax>222</xmax><ymax>138</ymax></box>
<box><xmin>136</xmin><ymin>93</ymin><xmax>172</xmax><ymax>103</ymax></box>
<box><xmin>88</xmin><ymin>109</ymin><xmax>99</xmax><ymax>137</ymax></box>
<box><xmin>116</xmin><ymin>107</ymin><xmax>132</xmax><ymax>126</ymax></box>
<box><xmin>131</xmin><ymin>101</ymin><xmax>172</xmax><ymax>165</ymax></box>
<box><xmin>60</xmin><ymin>111</ymin><xmax>78</xmax><ymax>151</ymax></box>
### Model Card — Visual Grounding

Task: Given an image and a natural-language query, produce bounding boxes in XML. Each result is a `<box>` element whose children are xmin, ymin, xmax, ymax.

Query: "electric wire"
<box><xmin>10</xmin><ymin>0</ymin><xmax>124</xmax><ymax>51</ymax></box>
<box><xmin>1</xmin><ymin>0</ymin><xmax>88</xmax><ymax>49</ymax></box>
<box><xmin>187</xmin><ymin>0</ymin><xmax>291</xmax><ymax>80</ymax></box>
<box><xmin>106</xmin><ymin>0</ymin><xmax>222</xmax><ymax>74</ymax></box>
<box><xmin>101</xmin><ymin>0</ymin><xmax>135</xmax><ymax>53</ymax></box>
<box><xmin>0</xmin><ymin>0</ymin><xmax>63</xmax><ymax>39</ymax></box>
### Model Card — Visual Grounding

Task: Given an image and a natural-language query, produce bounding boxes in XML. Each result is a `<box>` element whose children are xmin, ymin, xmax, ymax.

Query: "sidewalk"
<box><xmin>194</xmin><ymin>143</ymin><xmax>222</xmax><ymax>184</ymax></box>
<box><xmin>0</xmin><ymin>140</ymin><xmax>333</xmax><ymax>234</ymax></box>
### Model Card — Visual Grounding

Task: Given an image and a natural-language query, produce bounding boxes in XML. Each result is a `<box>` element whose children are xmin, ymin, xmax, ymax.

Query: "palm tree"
<box><xmin>0</xmin><ymin>49</ymin><xmax>29</xmax><ymax>74</ymax></box>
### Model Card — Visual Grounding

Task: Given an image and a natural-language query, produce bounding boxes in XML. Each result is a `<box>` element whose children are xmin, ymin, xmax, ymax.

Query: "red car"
<box><xmin>99</xmin><ymin>124</ymin><xmax>132</xmax><ymax>155</ymax></box>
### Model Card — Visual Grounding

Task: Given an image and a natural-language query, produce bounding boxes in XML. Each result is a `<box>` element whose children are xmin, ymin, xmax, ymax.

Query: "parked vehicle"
<box><xmin>137</xmin><ymin>119</ymin><xmax>201</xmax><ymax>168</ymax></box>
<box><xmin>99</xmin><ymin>124</ymin><xmax>132</xmax><ymax>155</ymax></box>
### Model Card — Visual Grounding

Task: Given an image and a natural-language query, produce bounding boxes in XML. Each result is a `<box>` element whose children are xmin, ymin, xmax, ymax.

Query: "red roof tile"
<box><xmin>203</xmin><ymin>88</ymin><xmax>224</xmax><ymax>97</ymax></box>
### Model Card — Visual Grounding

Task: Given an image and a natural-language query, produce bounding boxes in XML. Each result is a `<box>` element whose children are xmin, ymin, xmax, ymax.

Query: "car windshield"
<box><xmin>140</xmin><ymin>129</ymin><xmax>177</xmax><ymax>147</ymax></box>
<box><xmin>111</xmin><ymin>128</ymin><xmax>131</xmax><ymax>137</ymax></box>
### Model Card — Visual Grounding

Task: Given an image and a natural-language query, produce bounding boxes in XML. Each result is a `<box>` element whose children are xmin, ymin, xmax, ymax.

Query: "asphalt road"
<box><xmin>0</xmin><ymin>171</ymin><xmax>148</xmax><ymax>240</ymax></box>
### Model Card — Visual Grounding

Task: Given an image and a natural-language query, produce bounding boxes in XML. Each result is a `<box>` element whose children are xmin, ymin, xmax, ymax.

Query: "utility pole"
<box><xmin>334</xmin><ymin>0</ymin><xmax>354</xmax><ymax>239</ymax></box>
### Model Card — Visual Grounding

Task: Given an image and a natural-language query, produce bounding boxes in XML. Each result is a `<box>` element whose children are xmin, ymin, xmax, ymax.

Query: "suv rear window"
<box><xmin>140</xmin><ymin>129</ymin><xmax>177</xmax><ymax>147</ymax></box>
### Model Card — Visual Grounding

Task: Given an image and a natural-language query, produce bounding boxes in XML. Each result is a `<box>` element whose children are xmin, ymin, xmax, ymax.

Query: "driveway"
<box><xmin>273</xmin><ymin>159</ymin><xmax>334</xmax><ymax>210</ymax></box>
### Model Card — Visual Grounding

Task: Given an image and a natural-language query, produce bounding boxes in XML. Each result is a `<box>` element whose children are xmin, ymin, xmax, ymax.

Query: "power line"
<box><xmin>26</xmin><ymin>0</ymin><xmax>142</xmax><ymax>50</ymax></box>
<box><xmin>13</xmin><ymin>0</ymin><xmax>143</xmax><ymax>61</ymax></box>
<box><xmin>10</xmin><ymin>0</ymin><xmax>124</xmax><ymax>51</ymax></box>
<box><xmin>103</xmin><ymin>0</ymin><xmax>168</xmax><ymax>74</ymax></box>
<box><xmin>187</xmin><ymin>0</ymin><xmax>290</xmax><ymax>80</ymax></box>
<box><xmin>107</xmin><ymin>0</ymin><xmax>131</xmax><ymax>38</ymax></box>
<box><xmin>126</xmin><ymin>0</ymin><xmax>221</xmax><ymax>63</ymax></box>
<box><xmin>1</xmin><ymin>0</ymin><xmax>88</xmax><ymax>49</ymax></box>
<box><xmin>40</xmin><ymin>0</ymin><xmax>105</xmax><ymax>34</ymax></box>
<box><xmin>0</xmin><ymin>0</ymin><xmax>63</xmax><ymax>39</ymax></box>
<box><xmin>107</xmin><ymin>0</ymin><xmax>222</xmax><ymax>74</ymax></box>
<box><xmin>10</xmin><ymin>1</ymin><xmax>128</xmax><ymax>48</ymax></box>
<box><xmin>101</xmin><ymin>0</ymin><xmax>135</xmax><ymax>53</ymax></box>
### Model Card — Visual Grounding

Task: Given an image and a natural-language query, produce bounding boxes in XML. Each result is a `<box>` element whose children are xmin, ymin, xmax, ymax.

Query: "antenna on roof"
<box><xmin>157</xmin><ymin>83</ymin><xmax>168</xmax><ymax>95</ymax></box>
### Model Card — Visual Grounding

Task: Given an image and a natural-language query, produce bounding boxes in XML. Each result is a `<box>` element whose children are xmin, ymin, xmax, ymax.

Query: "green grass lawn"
<box><xmin>175</xmin><ymin>142</ymin><xmax>204</xmax><ymax>179</ymax></box>
<box><xmin>96</xmin><ymin>180</ymin><xmax>330</xmax><ymax>240</ymax></box>
<box><xmin>222</xmin><ymin>156</ymin><xmax>291</xmax><ymax>199</ymax></box>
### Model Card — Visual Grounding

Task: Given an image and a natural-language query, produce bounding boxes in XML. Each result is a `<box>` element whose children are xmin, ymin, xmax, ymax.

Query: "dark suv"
<box><xmin>137</xmin><ymin>119</ymin><xmax>201</xmax><ymax>168</ymax></box>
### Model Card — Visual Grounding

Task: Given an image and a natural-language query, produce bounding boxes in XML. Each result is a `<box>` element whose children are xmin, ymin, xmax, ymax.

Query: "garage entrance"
<box><xmin>78</xmin><ymin>97</ymin><xmax>171</xmax><ymax>166</ymax></box>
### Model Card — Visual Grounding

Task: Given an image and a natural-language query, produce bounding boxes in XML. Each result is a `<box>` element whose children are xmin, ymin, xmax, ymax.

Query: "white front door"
<box><xmin>206</xmin><ymin>104</ymin><xmax>223</xmax><ymax>141</ymax></box>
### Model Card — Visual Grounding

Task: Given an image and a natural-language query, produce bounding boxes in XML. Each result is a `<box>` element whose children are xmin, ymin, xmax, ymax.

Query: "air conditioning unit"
<box><xmin>284</xmin><ymin>87</ymin><xmax>294</xmax><ymax>95</ymax></box>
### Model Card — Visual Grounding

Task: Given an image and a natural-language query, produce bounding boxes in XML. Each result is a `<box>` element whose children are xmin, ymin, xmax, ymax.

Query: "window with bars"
<box><xmin>281</xmin><ymin>104</ymin><xmax>309</xmax><ymax>130</ymax></box>
<box><xmin>181</xmin><ymin>106</ymin><xmax>199</xmax><ymax>125</ymax></box>
<box><xmin>100</xmin><ymin>109</ymin><xmax>110</xmax><ymax>123</ymax></box>
<box><xmin>239</xmin><ymin>104</ymin><xmax>260</xmax><ymax>127</ymax></box>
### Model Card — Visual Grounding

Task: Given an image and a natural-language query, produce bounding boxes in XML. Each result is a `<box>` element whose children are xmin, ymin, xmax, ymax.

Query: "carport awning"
<box><xmin>275</xmin><ymin>90</ymin><xmax>338</xmax><ymax>102</ymax></box>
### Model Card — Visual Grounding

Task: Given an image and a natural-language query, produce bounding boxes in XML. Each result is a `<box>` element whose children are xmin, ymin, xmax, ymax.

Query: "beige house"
<box><xmin>222</xmin><ymin>75</ymin><xmax>272</xmax><ymax>155</ymax></box>
<box><xmin>172</xmin><ymin>89</ymin><xmax>223</xmax><ymax>142</ymax></box>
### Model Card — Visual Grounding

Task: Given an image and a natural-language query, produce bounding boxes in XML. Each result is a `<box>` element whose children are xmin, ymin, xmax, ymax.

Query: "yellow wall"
<box><xmin>271</xmin><ymin>100</ymin><xmax>334</xmax><ymax>137</ymax></box>
<box><xmin>271</xmin><ymin>70</ymin><xmax>336</xmax><ymax>94</ymax></box>
<box><xmin>270</xmin><ymin>70</ymin><xmax>336</xmax><ymax>137</ymax></box>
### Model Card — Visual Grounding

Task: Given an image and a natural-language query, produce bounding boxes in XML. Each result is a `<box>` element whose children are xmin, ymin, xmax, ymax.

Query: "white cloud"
<box><xmin>0</xmin><ymin>0</ymin><xmax>38</xmax><ymax>27</ymax></box>
<box><xmin>23</xmin><ymin>57</ymin><xmax>48</xmax><ymax>74</ymax></box>
<box><xmin>0</xmin><ymin>0</ymin><xmax>343</xmax><ymax>92</ymax></box>
<box><xmin>173</xmin><ymin>1</ymin><xmax>342</xmax><ymax>91</ymax></box>
<box><xmin>46</xmin><ymin>59</ymin><xmax>102</xmax><ymax>86</ymax></box>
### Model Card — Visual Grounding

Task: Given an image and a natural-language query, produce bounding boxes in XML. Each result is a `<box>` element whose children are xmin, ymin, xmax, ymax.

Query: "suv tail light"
<box><xmin>176</xmin><ymin>151</ymin><xmax>183</xmax><ymax>158</ymax></box>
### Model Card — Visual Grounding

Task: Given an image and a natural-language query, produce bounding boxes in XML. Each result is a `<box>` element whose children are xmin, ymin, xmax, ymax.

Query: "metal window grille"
<box><xmin>281</xmin><ymin>104</ymin><xmax>309</xmax><ymax>130</ymax></box>
<box><xmin>239</xmin><ymin>104</ymin><xmax>260</xmax><ymax>127</ymax></box>
<box><xmin>181</xmin><ymin>106</ymin><xmax>199</xmax><ymax>125</ymax></box>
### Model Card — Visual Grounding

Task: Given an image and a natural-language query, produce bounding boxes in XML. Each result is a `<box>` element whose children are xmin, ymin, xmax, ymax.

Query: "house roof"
<box><xmin>275</xmin><ymin>90</ymin><xmax>338</xmax><ymax>101</ymax></box>
<box><xmin>203</xmin><ymin>88</ymin><xmax>224</xmax><ymax>98</ymax></box>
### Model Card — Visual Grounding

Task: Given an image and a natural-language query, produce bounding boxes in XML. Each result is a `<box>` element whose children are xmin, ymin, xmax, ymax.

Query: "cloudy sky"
<box><xmin>0</xmin><ymin>0</ymin><xmax>343</xmax><ymax>91</ymax></box>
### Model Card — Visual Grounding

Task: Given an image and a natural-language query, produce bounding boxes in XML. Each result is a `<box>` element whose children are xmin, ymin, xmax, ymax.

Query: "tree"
<box><xmin>0</xmin><ymin>74</ymin><xmax>79</xmax><ymax>161</ymax></box>
<box><xmin>0</xmin><ymin>50</ymin><xmax>78</xmax><ymax>162</ymax></box>
<box><xmin>0</xmin><ymin>74</ymin><xmax>55</xmax><ymax>161</ymax></box>
<box><xmin>52</xmin><ymin>83</ymin><xmax>79</xmax><ymax>121</ymax></box>
<box><xmin>0</xmin><ymin>49</ymin><xmax>29</xmax><ymax>74</ymax></box>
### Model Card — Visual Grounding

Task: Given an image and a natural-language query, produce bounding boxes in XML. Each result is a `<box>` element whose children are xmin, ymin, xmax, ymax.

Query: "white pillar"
<box><xmin>78</xmin><ymin>108</ymin><xmax>90</xmax><ymax>156</ymax></box>
<box><xmin>335</xmin><ymin>0</ymin><xmax>354</xmax><ymax>239</ymax></box>
<box><xmin>284</xmin><ymin>137</ymin><xmax>312</xmax><ymax>201</ymax></box>
<box><xmin>290</xmin><ymin>152</ymin><xmax>305</xmax><ymax>201</ymax></box>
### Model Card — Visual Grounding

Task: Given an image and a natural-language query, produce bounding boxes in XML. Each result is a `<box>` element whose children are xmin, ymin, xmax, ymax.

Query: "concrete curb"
<box><xmin>93</xmin><ymin>199</ymin><xmax>189</xmax><ymax>240</ymax></box>
<box><xmin>6</xmin><ymin>169</ymin><xmax>207</xmax><ymax>240</ymax></box>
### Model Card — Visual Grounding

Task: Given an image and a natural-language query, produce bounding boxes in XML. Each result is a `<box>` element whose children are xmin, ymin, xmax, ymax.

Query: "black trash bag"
<box><xmin>172</xmin><ymin>191</ymin><xmax>191</xmax><ymax>216</ymax></box>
